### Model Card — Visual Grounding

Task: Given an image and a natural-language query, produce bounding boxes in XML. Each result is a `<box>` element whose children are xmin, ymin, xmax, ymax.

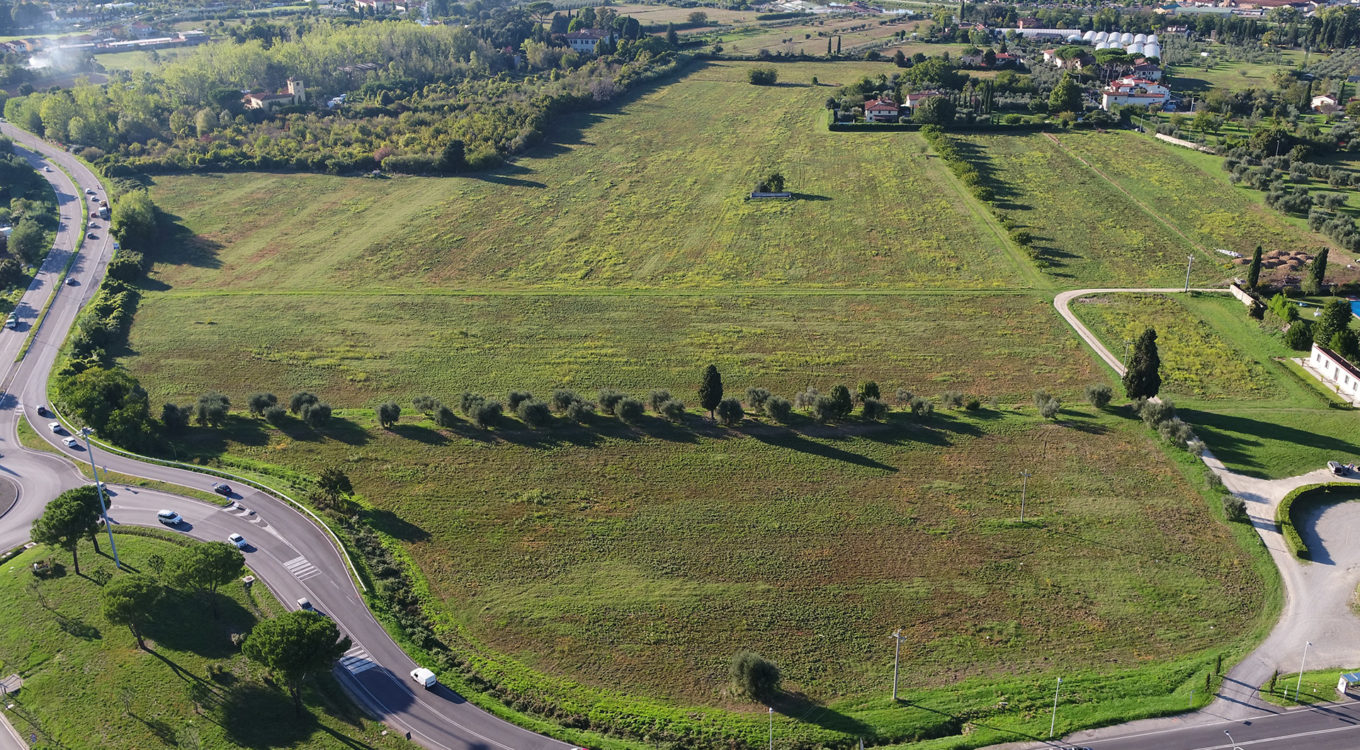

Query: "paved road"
<box><xmin>0</xmin><ymin>126</ymin><xmax>575</xmax><ymax>750</ymax></box>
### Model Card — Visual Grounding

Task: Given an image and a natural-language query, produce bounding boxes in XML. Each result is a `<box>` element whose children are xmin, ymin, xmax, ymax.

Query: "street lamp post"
<box><xmin>1020</xmin><ymin>471</ymin><xmax>1032</xmax><ymax>522</ymax></box>
<box><xmin>890</xmin><ymin>629</ymin><xmax>905</xmax><ymax>701</ymax></box>
<box><xmin>1294</xmin><ymin>641</ymin><xmax>1312</xmax><ymax>700</ymax></box>
<box><xmin>768</xmin><ymin>706</ymin><xmax>773</xmax><ymax>750</ymax></box>
<box><xmin>1184</xmin><ymin>255</ymin><xmax>1194</xmax><ymax>293</ymax></box>
<box><xmin>79</xmin><ymin>427</ymin><xmax>119</xmax><ymax>569</ymax></box>
<box><xmin>1224</xmin><ymin>729</ymin><xmax>1243</xmax><ymax>750</ymax></box>
<box><xmin>1049</xmin><ymin>677</ymin><xmax>1062</xmax><ymax>738</ymax></box>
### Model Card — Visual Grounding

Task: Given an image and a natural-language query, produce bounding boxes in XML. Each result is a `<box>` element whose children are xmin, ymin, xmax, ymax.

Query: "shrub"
<box><xmin>506</xmin><ymin>391</ymin><xmax>533</xmax><ymax>412</ymax></box>
<box><xmin>716</xmin><ymin>398</ymin><xmax>745</xmax><ymax>426</ymax></box>
<box><xmin>194</xmin><ymin>391</ymin><xmax>230</xmax><ymax>427</ymax></box>
<box><xmin>617</xmin><ymin>398</ymin><xmax>645</xmax><ymax>424</ymax></box>
<box><xmin>747</xmin><ymin>67</ymin><xmax>778</xmax><ymax>85</ymax></box>
<box><xmin>765</xmin><ymin>396</ymin><xmax>792</xmax><ymax>423</ymax></box>
<box><xmin>1038</xmin><ymin>396</ymin><xmax>1061</xmax><ymax>419</ymax></box>
<box><xmin>745</xmin><ymin>387</ymin><xmax>772</xmax><ymax>414</ymax></box>
<box><xmin>289</xmin><ymin>391</ymin><xmax>318</xmax><ymax>414</ymax></box>
<box><xmin>473</xmin><ymin>400</ymin><xmax>503</xmax><ymax>429</ymax></box>
<box><xmin>377</xmin><ymin>401</ymin><xmax>401</xmax><ymax>428</ymax></box>
<box><xmin>1283</xmin><ymin>320</ymin><xmax>1314</xmax><ymax>350</ymax></box>
<box><xmin>941</xmin><ymin>390</ymin><xmax>964</xmax><ymax>409</ymax></box>
<box><xmin>894</xmin><ymin>388</ymin><xmax>913</xmax><ymax>405</ymax></box>
<box><xmin>1139</xmin><ymin>399</ymin><xmax>1176</xmax><ymax>428</ymax></box>
<box><xmin>552</xmin><ymin>389</ymin><xmax>583</xmax><ymax>412</ymax></box>
<box><xmin>248</xmin><ymin>392</ymin><xmax>277</xmax><ymax>417</ymax></box>
<box><xmin>262</xmin><ymin>405</ymin><xmax>287</xmax><ymax>425</ymax></box>
<box><xmin>857</xmin><ymin>381</ymin><xmax>880</xmax><ymax>402</ymax></box>
<box><xmin>598</xmin><ymin>389</ymin><xmax>626</xmax><ymax>415</ymax></box>
<box><xmin>1158</xmin><ymin>416</ymin><xmax>1195</xmax><ymax>448</ymax></box>
<box><xmin>565</xmin><ymin>400</ymin><xmax>595</xmax><ymax>423</ymax></box>
<box><xmin>829</xmin><ymin>385</ymin><xmax>854</xmax><ymax>418</ymax></box>
<box><xmin>862</xmin><ymin>398</ymin><xmax>888</xmax><ymax>421</ymax></box>
<box><xmin>411</xmin><ymin>395</ymin><xmax>438</xmax><ymax>413</ymax></box>
<box><xmin>1085</xmin><ymin>383</ymin><xmax>1113</xmax><ymax>409</ymax></box>
<box><xmin>648</xmin><ymin>389</ymin><xmax>672</xmax><ymax>413</ymax></box>
<box><xmin>964</xmin><ymin>398</ymin><xmax>981</xmax><ymax>410</ymax></box>
<box><xmin>812</xmin><ymin>395</ymin><xmax>841</xmax><ymax>422</ymax></box>
<box><xmin>459</xmin><ymin>392</ymin><xmax>485</xmax><ymax>416</ymax></box>
<box><xmin>1033</xmin><ymin>389</ymin><xmax>1052</xmax><ymax>410</ymax></box>
<box><xmin>517</xmin><ymin>400</ymin><xmax>552</xmax><ymax>429</ymax></box>
<box><xmin>301</xmin><ymin>402</ymin><xmax>331</xmax><ymax>427</ymax></box>
<box><xmin>1222</xmin><ymin>495</ymin><xmax>1248</xmax><ymax>523</ymax></box>
<box><xmin>161</xmin><ymin>403</ymin><xmax>191</xmax><ymax>432</ymax></box>
<box><xmin>910</xmin><ymin>397</ymin><xmax>934</xmax><ymax>418</ymax></box>
<box><xmin>794</xmin><ymin>387</ymin><xmax>820</xmax><ymax>410</ymax></box>
<box><xmin>434</xmin><ymin>405</ymin><xmax>458</xmax><ymax>427</ymax></box>
<box><xmin>730</xmin><ymin>650</ymin><xmax>780</xmax><ymax>699</ymax></box>
<box><xmin>659</xmin><ymin>399</ymin><xmax>686</xmax><ymax>422</ymax></box>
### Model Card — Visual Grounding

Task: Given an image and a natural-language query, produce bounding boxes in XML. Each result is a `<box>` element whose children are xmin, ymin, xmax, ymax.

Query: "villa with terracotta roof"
<box><xmin>863</xmin><ymin>98</ymin><xmax>900</xmax><ymax>122</ymax></box>
<box><xmin>243</xmin><ymin>78</ymin><xmax>306</xmax><ymax>113</ymax></box>
<box><xmin>1101</xmin><ymin>76</ymin><xmax>1169</xmax><ymax>110</ymax></box>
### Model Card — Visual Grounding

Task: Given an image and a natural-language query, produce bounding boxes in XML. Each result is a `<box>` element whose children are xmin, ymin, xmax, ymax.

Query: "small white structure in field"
<box><xmin>1338</xmin><ymin>672</ymin><xmax>1360</xmax><ymax>696</ymax></box>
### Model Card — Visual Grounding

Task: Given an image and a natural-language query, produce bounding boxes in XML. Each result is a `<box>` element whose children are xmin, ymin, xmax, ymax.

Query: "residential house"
<box><xmin>355</xmin><ymin>0</ymin><xmax>394</xmax><ymax>10</ymax></box>
<box><xmin>564</xmin><ymin>29</ymin><xmax>614</xmax><ymax>53</ymax></box>
<box><xmin>1308</xmin><ymin>343</ymin><xmax>1360</xmax><ymax>403</ymax></box>
<box><xmin>243</xmin><ymin>78</ymin><xmax>307</xmax><ymax>112</ymax></box>
<box><xmin>1101</xmin><ymin>76</ymin><xmax>1170</xmax><ymax>109</ymax></box>
<box><xmin>1132</xmin><ymin>61</ymin><xmax>1163</xmax><ymax>80</ymax></box>
<box><xmin>1017</xmin><ymin>16</ymin><xmax>1041</xmax><ymax>28</ymax></box>
<box><xmin>863</xmin><ymin>98</ymin><xmax>900</xmax><ymax>122</ymax></box>
<box><xmin>1312</xmin><ymin>94</ymin><xmax>1339</xmax><ymax>112</ymax></box>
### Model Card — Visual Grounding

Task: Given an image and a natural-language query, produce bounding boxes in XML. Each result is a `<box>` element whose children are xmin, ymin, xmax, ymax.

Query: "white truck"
<box><xmin>410</xmin><ymin>667</ymin><xmax>437</xmax><ymax>689</ymax></box>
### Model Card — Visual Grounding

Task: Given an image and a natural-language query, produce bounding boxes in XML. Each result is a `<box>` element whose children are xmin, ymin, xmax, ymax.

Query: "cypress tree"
<box><xmin>1247</xmin><ymin>244</ymin><xmax>1263</xmax><ymax>289</ymax></box>
<box><xmin>1305</xmin><ymin>247</ymin><xmax>1328</xmax><ymax>295</ymax></box>
<box><xmin>699</xmin><ymin>364</ymin><xmax>724</xmax><ymax>418</ymax></box>
<box><xmin>1123</xmin><ymin>327</ymin><xmax>1162</xmax><ymax>400</ymax></box>
<box><xmin>836</xmin><ymin>35</ymin><xmax>841</xmax><ymax>54</ymax></box>
<box><xmin>827</xmin><ymin>37</ymin><xmax>832</xmax><ymax>56</ymax></box>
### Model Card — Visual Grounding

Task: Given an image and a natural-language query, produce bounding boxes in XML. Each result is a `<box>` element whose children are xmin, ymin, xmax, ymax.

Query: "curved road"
<box><xmin>0</xmin><ymin>125</ymin><xmax>575</xmax><ymax>750</ymax></box>
<box><xmin>1028</xmin><ymin>288</ymin><xmax>1360</xmax><ymax>750</ymax></box>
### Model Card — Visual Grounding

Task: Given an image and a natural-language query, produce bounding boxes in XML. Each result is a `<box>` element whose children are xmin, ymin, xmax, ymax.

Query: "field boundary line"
<box><xmin>1043</xmin><ymin>132</ymin><xmax>1210</xmax><ymax>257</ymax></box>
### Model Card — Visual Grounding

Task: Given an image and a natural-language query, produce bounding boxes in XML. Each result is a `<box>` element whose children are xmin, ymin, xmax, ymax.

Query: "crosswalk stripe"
<box><xmin>339</xmin><ymin>646</ymin><xmax>376</xmax><ymax>674</ymax></box>
<box><xmin>283</xmin><ymin>555</ymin><xmax>321</xmax><ymax>581</ymax></box>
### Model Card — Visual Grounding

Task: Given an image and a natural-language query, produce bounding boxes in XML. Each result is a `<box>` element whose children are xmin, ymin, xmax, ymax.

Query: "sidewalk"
<box><xmin>0</xmin><ymin>708</ymin><xmax>28</xmax><ymax>750</ymax></box>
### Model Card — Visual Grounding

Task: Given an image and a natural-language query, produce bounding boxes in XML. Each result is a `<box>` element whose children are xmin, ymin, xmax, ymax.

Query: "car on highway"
<box><xmin>87</xmin><ymin>221</ymin><xmax>97</xmax><ymax>229</ymax></box>
<box><xmin>85</xmin><ymin>188</ymin><xmax>94</xmax><ymax>195</ymax></box>
<box><xmin>42</xmin><ymin>166</ymin><xmax>50</xmax><ymax>172</ymax></box>
<box><xmin>63</xmin><ymin>437</ymin><xmax>78</xmax><ymax>448</ymax></box>
<box><xmin>297</xmin><ymin>597</ymin><xmax>312</xmax><ymax>610</ymax></box>
<box><xmin>228</xmin><ymin>533</ymin><xmax>247</xmax><ymax>549</ymax></box>
<box><xmin>4</xmin><ymin>315</ymin><xmax>16</xmax><ymax>330</ymax></box>
<box><xmin>48</xmin><ymin>421</ymin><xmax>64</xmax><ymax>434</ymax></box>
<box><xmin>35</xmin><ymin>404</ymin><xmax>48</xmax><ymax>417</ymax></box>
<box><xmin>1329</xmin><ymin>461</ymin><xmax>1349</xmax><ymax>476</ymax></box>
<box><xmin>213</xmin><ymin>482</ymin><xmax>232</xmax><ymax>496</ymax></box>
<box><xmin>157</xmin><ymin>510</ymin><xmax>182</xmax><ymax>526</ymax></box>
<box><xmin>65</xmin><ymin>277</ymin><xmax>77</xmax><ymax>286</ymax></box>
<box><xmin>87</xmin><ymin>232</ymin><xmax>97</xmax><ymax>240</ymax></box>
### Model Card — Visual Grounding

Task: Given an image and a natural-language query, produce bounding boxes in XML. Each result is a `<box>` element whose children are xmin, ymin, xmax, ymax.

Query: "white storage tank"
<box><xmin>1083</xmin><ymin>30</ymin><xmax>1096</xmax><ymax>41</ymax></box>
<box><xmin>1094</xmin><ymin>31</ymin><xmax>1108</xmax><ymax>42</ymax></box>
<box><xmin>1128</xmin><ymin>42</ymin><xmax>1145</xmax><ymax>54</ymax></box>
<box><xmin>1144</xmin><ymin>43</ymin><xmax>1161</xmax><ymax>58</ymax></box>
<box><xmin>1134</xmin><ymin>33</ymin><xmax>1147</xmax><ymax>43</ymax></box>
<box><xmin>1147</xmin><ymin>33</ymin><xmax>1158</xmax><ymax>44</ymax></box>
<box><xmin>1119</xmin><ymin>32</ymin><xmax>1134</xmax><ymax>44</ymax></box>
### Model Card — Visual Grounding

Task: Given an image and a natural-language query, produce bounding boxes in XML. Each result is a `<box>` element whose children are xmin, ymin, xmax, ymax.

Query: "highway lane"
<box><xmin>0</xmin><ymin>128</ymin><xmax>576</xmax><ymax>750</ymax></box>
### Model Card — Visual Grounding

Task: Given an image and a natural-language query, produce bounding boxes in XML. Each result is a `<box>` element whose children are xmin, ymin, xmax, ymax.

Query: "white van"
<box><xmin>410</xmin><ymin>667</ymin><xmax>437</xmax><ymax>689</ymax></box>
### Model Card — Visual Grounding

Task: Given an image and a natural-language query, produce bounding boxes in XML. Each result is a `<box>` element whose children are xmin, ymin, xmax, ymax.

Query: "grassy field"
<box><xmin>95</xmin><ymin>47</ymin><xmax>194</xmax><ymax>74</ymax></box>
<box><xmin>1072</xmin><ymin>291</ymin><xmax>1360</xmax><ymax>477</ymax></box>
<box><xmin>1258</xmin><ymin>666</ymin><xmax>1358</xmax><ymax>707</ymax></box>
<box><xmin>122</xmin><ymin>291</ymin><xmax>1092</xmax><ymax>406</ymax></box>
<box><xmin>961</xmin><ymin>133</ymin><xmax>1227</xmax><ymax>287</ymax></box>
<box><xmin>1168</xmin><ymin>49</ymin><xmax>1308</xmax><ymax>94</ymax></box>
<box><xmin>710</xmin><ymin>18</ymin><xmax>924</xmax><ymax>57</ymax></box>
<box><xmin>1050</xmin><ymin>130</ymin><xmax>1341</xmax><ymax>262</ymax></box>
<box><xmin>156</xmin><ymin>399</ymin><xmax>1269</xmax><ymax>747</ymax></box>
<box><xmin>145</xmin><ymin>62</ymin><xmax>1023</xmax><ymax>292</ymax></box>
<box><xmin>0</xmin><ymin>534</ymin><xmax>403</xmax><ymax>750</ymax></box>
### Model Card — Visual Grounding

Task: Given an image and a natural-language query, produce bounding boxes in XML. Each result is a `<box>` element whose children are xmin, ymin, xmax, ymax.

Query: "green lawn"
<box><xmin>0</xmin><ymin>534</ymin><xmax>404</xmax><ymax>750</ymax></box>
<box><xmin>1258</xmin><ymin>666</ymin><xmax>1359</xmax><ymax>707</ymax></box>
<box><xmin>1167</xmin><ymin>49</ymin><xmax>1308</xmax><ymax>94</ymax></box>
<box><xmin>1072</xmin><ymin>291</ymin><xmax>1360</xmax><ymax>477</ymax></box>
<box><xmin>96</xmin><ymin>48</ymin><xmax>194</xmax><ymax>74</ymax></box>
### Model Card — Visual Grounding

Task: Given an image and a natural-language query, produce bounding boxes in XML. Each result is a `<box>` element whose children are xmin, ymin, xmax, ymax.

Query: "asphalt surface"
<box><xmin>0</xmin><ymin>125</ymin><xmax>574</xmax><ymax>750</ymax></box>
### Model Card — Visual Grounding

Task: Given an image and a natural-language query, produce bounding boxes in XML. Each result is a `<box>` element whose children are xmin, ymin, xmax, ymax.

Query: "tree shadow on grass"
<box><xmin>217</xmin><ymin>682</ymin><xmax>319</xmax><ymax>749</ymax></box>
<box><xmin>1181</xmin><ymin>408</ymin><xmax>1360</xmax><ymax>478</ymax></box>
<box><xmin>742</xmin><ymin>426</ymin><xmax>898</xmax><ymax>472</ymax></box>
<box><xmin>388</xmin><ymin>423</ymin><xmax>449</xmax><ymax>446</ymax></box>
<box><xmin>143</xmin><ymin>590</ymin><xmax>253</xmax><ymax>658</ymax></box>
<box><xmin>127</xmin><ymin>711</ymin><xmax>179</xmax><ymax>746</ymax></box>
<box><xmin>145</xmin><ymin>205</ymin><xmax>225</xmax><ymax>272</ymax></box>
<box><xmin>769</xmin><ymin>690</ymin><xmax>873</xmax><ymax>738</ymax></box>
<box><xmin>361</xmin><ymin>507</ymin><xmax>430</xmax><ymax>543</ymax></box>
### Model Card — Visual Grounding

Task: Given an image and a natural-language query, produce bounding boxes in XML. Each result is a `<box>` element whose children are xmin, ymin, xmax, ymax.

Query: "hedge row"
<box><xmin>1274</xmin><ymin>482</ymin><xmax>1360</xmax><ymax>560</ymax></box>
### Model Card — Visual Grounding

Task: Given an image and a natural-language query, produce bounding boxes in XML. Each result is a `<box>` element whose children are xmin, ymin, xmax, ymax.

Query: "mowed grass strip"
<box><xmin>0</xmin><ymin>535</ymin><xmax>404</xmax><ymax>750</ymax></box>
<box><xmin>1051</xmin><ymin>130</ymin><xmax>1338</xmax><ymax>261</ymax></box>
<box><xmin>961</xmin><ymin>132</ymin><xmax>1224</xmax><ymax>287</ymax></box>
<box><xmin>122</xmin><ymin>292</ymin><xmax>1094</xmax><ymax>406</ymax></box>
<box><xmin>145</xmin><ymin>60</ymin><xmax>1025</xmax><ymax>293</ymax></box>
<box><xmin>171</xmin><ymin>405</ymin><xmax>1264</xmax><ymax>718</ymax></box>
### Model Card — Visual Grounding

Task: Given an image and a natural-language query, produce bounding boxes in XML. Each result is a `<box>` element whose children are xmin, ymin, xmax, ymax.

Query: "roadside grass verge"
<box><xmin>1257</xmin><ymin>666</ymin><xmax>1359</xmax><ymax>708</ymax></box>
<box><xmin>0</xmin><ymin>535</ymin><xmax>405</xmax><ymax>750</ymax></box>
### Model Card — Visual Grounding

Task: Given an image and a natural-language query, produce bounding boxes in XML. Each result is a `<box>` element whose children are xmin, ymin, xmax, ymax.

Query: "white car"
<box><xmin>62</xmin><ymin>437</ymin><xmax>78</xmax><ymax>448</ymax></box>
<box><xmin>297</xmin><ymin>597</ymin><xmax>312</xmax><ymax>610</ymax></box>
<box><xmin>227</xmin><ymin>533</ymin><xmax>247</xmax><ymax>549</ymax></box>
<box><xmin>1329</xmin><ymin>461</ymin><xmax>1349</xmax><ymax>476</ymax></box>
<box><xmin>157</xmin><ymin>510</ymin><xmax>182</xmax><ymax>526</ymax></box>
<box><xmin>48</xmin><ymin>421</ymin><xmax>63</xmax><ymax>434</ymax></box>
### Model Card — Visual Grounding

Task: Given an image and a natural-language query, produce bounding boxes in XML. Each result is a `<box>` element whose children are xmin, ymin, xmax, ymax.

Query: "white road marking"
<box><xmin>339</xmin><ymin>645</ymin><xmax>377</xmax><ymax>675</ymax></box>
<box><xmin>282</xmin><ymin>555</ymin><xmax>322</xmax><ymax>581</ymax></box>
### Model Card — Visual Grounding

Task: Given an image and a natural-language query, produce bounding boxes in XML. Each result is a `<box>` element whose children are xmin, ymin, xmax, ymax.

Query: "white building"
<box><xmin>564</xmin><ymin>29</ymin><xmax>613</xmax><ymax>53</ymax></box>
<box><xmin>1101</xmin><ymin>76</ymin><xmax>1169</xmax><ymax>109</ymax></box>
<box><xmin>1308</xmin><ymin>343</ymin><xmax>1360</xmax><ymax>404</ymax></box>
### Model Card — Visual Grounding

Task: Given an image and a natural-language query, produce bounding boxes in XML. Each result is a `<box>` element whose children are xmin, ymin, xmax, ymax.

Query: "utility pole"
<box><xmin>80</xmin><ymin>427</ymin><xmax>119</xmax><ymax>569</ymax></box>
<box><xmin>1295</xmin><ymin>641</ymin><xmax>1312</xmax><ymax>700</ymax></box>
<box><xmin>1184</xmin><ymin>254</ymin><xmax>1193</xmax><ymax>293</ymax></box>
<box><xmin>890</xmin><ymin>629</ymin><xmax>905</xmax><ymax>701</ymax></box>
<box><xmin>1123</xmin><ymin>339</ymin><xmax>1133</xmax><ymax>370</ymax></box>
<box><xmin>1020</xmin><ymin>471</ymin><xmax>1032</xmax><ymax>522</ymax></box>
<box><xmin>1049</xmin><ymin>676</ymin><xmax>1062</xmax><ymax>738</ymax></box>
<box><xmin>768</xmin><ymin>706</ymin><xmax>773</xmax><ymax>750</ymax></box>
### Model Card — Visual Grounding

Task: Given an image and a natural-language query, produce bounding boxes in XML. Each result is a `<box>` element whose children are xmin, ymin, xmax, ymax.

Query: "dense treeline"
<box><xmin>0</xmin><ymin>136</ymin><xmax>58</xmax><ymax>287</ymax></box>
<box><xmin>2</xmin><ymin>19</ymin><xmax>682</xmax><ymax>176</ymax></box>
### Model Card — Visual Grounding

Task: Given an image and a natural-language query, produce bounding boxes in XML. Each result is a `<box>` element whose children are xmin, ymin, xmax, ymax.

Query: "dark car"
<box><xmin>212</xmin><ymin>482</ymin><xmax>232</xmax><ymax>496</ymax></box>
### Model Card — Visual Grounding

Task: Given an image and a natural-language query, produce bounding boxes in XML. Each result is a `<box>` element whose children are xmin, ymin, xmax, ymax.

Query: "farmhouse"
<box><xmin>1306</xmin><ymin>343</ymin><xmax>1360</xmax><ymax>404</ymax></box>
<box><xmin>862</xmin><ymin>98</ymin><xmax>900</xmax><ymax>122</ymax></box>
<box><xmin>564</xmin><ymin>29</ymin><xmax>613</xmax><ymax>53</ymax></box>
<box><xmin>1101</xmin><ymin>76</ymin><xmax>1169</xmax><ymax>110</ymax></box>
<box><xmin>903</xmin><ymin>90</ymin><xmax>943</xmax><ymax>109</ymax></box>
<box><xmin>1132</xmin><ymin>62</ymin><xmax>1163</xmax><ymax>80</ymax></box>
<box><xmin>243</xmin><ymin>78</ymin><xmax>306</xmax><ymax>112</ymax></box>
